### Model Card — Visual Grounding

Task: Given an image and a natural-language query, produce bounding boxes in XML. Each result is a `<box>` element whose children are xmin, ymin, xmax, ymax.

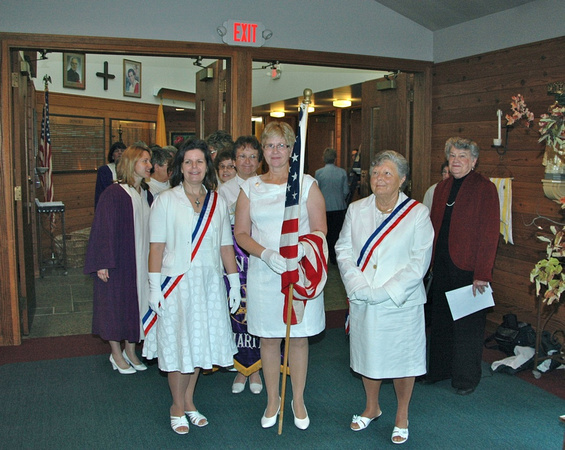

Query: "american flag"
<box><xmin>280</xmin><ymin>102</ymin><xmax>308</xmax><ymax>325</ymax></box>
<box><xmin>38</xmin><ymin>87</ymin><xmax>54</xmax><ymax>202</ymax></box>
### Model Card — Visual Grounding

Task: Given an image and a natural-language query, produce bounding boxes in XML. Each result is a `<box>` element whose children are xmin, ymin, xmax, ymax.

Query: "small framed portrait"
<box><xmin>170</xmin><ymin>131</ymin><xmax>195</xmax><ymax>147</ymax></box>
<box><xmin>123</xmin><ymin>59</ymin><xmax>141</xmax><ymax>98</ymax></box>
<box><xmin>63</xmin><ymin>52</ymin><xmax>85</xmax><ymax>89</ymax></box>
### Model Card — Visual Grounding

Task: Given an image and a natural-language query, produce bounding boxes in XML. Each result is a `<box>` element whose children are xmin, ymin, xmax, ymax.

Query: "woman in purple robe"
<box><xmin>84</xmin><ymin>144</ymin><xmax>153</xmax><ymax>374</ymax></box>
<box><xmin>94</xmin><ymin>141</ymin><xmax>126</xmax><ymax>209</ymax></box>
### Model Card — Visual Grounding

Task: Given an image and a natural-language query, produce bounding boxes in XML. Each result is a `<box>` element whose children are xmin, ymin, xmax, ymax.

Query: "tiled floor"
<box><xmin>27</xmin><ymin>264</ymin><xmax>348</xmax><ymax>339</ymax></box>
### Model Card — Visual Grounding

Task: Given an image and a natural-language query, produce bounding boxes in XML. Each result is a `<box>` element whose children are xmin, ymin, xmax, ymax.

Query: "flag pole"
<box><xmin>278</xmin><ymin>88</ymin><xmax>312</xmax><ymax>435</ymax></box>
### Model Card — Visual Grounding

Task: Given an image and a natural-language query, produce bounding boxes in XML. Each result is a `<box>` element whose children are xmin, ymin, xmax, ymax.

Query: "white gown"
<box><xmin>121</xmin><ymin>184</ymin><xmax>150</xmax><ymax>338</ymax></box>
<box><xmin>241</xmin><ymin>174</ymin><xmax>325</xmax><ymax>338</ymax></box>
<box><xmin>144</xmin><ymin>208</ymin><xmax>237</xmax><ymax>373</ymax></box>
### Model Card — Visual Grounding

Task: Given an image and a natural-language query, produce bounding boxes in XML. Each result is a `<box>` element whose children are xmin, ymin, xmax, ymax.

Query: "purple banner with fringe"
<box><xmin>224</xmin><ymin>226</ymin><xmax>261</xmax><ymax>375</ymax></box>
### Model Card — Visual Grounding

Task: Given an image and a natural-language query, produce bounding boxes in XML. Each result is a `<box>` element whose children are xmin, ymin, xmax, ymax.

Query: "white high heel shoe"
<box><xmin>122</xmin><ymin>350</ymin><xmax>147</xmax><ymax>371</ymax></box>
<box><xmin>109</xmin><ymin>354</ymin><xmax>136</xmax><ymax>374</ymax></box>
<box><xmin>261</xmin><ymin>398</ymin><xmax>281</xmax><ymax>428</ymax></box>
<box><xmin>291</xmin><ymin>400</ymin><xmax>310</xmax><ymax>430</ymax></box>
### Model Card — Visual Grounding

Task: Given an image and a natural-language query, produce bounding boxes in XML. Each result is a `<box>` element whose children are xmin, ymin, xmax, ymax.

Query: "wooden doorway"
<box><xmin>11</xmin><ymin>51</ymin><xmax>37</xmax><ymax>336</ymax></box>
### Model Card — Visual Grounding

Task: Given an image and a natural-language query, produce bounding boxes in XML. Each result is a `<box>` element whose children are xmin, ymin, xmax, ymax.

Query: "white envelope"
<box><xmin>445</xmin><ymin>284</ymin><xmax>495</xmax><ymax>321</ymax></box>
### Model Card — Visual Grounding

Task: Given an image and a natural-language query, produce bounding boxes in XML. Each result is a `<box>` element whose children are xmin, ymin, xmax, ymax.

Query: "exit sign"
<box><xmin>221</xmin><ymin>20</ymin><xmax>267</xmax><ymax>47</ymax></box>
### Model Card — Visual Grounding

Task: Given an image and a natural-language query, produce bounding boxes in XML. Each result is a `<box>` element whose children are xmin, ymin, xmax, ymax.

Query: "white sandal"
<box><xmin>185</xmin><ymin>410</ymin><xmax>208</xmax><ymax>427</ymax></box>
<box><xmin>170</xmin><ymin>415</ymin><xmax>189</xmax><ymax>435</ymax></box>
<box><xmin>350</xmin><ymin>411</ymin><xmax>382</xmax><ymax>431</ymax></box>
<box><xmin>391</xmin><ymin>422</ymin><xmax>409</xmax><ymax>444</ymax></box>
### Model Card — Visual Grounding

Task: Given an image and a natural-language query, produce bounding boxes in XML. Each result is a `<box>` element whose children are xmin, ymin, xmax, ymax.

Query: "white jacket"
<box><xmin>149</xmin><ymin>185</ymin><xmax>232</xmax><ymax>277</ymax></box>
<box><xmin>335</xmin><ymin>192</ymin><xmax>434</xmax><ymax>308</ymax></box>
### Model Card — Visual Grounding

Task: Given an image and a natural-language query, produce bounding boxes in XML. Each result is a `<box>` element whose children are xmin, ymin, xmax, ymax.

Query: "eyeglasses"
<box><xmin>264</xmin><ymin>143</ymin><xmax>290</xmax><ymax>150</ymax></box>
<box><xmin>219</xmin><ymin>164</ymin><xmax>235</xmax><ymax>170</ymax></box>
<box><xmin>236</xmin><ymin>154</ymin><xmax>258</xmax><ymax>161</ymax></box>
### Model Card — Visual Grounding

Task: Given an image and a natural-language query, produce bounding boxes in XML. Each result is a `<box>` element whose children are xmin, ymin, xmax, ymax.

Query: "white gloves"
<box><xmin>148</xmin><ymin>272</ymin><xmax>164</xmax><ymax>314</ymax></box>
<box><xmin>351</xmin><ymin>286</ymin><xmax>389</xmax><ymax>305</ymax></box>
<box><xmin>260</xmin><ymin>249</ymin><xmax>287</xmax><ymax>274</ymax></box>
<box><xmin>351</xmin><ymin>286</ymin><xmax>372</xmax><ymax>303</ymax></box>
<box><xmin>226</xmin><ymin>272</ymin><xmax>242</xmax><ymax>314</ymax></box>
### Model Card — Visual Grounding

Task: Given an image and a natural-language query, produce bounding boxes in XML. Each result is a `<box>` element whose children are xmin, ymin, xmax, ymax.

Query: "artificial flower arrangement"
<box><xmin>505</xmin><ymin>94</ymin><xmax>535</xmax><ymax>127</ymax></box>
<box><xmin>538</xmin><ymin>101</ymin><xmax>565</xmax><ymax>153</ymax></box>
<box><xmin>530</xmin><ymin>198</ymin><xmax>565</xmax><ymax>305</ymax></box>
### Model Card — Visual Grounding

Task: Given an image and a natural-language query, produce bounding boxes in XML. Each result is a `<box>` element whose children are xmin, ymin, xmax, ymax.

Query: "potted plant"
<box><xmin>530</xmin><ymin>219</ymin><xmax>565</xmax><ymax>305</ymax></box>
<box><xmin>539</xmin><ymin>98</ymin><xmax>565</xmax><ymax>180</ymax></box>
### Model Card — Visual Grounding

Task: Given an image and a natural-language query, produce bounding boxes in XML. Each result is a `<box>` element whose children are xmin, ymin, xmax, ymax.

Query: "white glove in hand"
<box><xmin>148</xmin><ymin>272</ymin><xmax>165</xmax><ymax>314</ymax></box>
<box><xmin>297</xmin><ymin>242</ymin><xmax>306</xmax><ymax>261</ymax></box>
<box><xmin>260</xmin><ymin>249</ymin><xmax>287</xmax><ymax>274</ymax></box>
<box><xmin>351</xmin><ymin>286</ymin><xmax>372</xmax><ymax>303</ymax></box>
<box><xmin>227</xmin><ymin>272</ymin><xmax>242</xmax><ymax>314</ymax></box>
<box><xmin>368</xmin><ymin>287</ymin><xmax>389</xmax><ymax>305</ymax></box>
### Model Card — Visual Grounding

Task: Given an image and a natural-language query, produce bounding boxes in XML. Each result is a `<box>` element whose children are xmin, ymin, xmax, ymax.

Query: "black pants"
<box><xmin>326</xmin><ymin>209</ymin><xmax>345</xmax><ymax>264</ymax></box>
<box><xmin>427</xmin><ymin>286</ymin><xmax>487</xmax><ymax>390</ymax></box>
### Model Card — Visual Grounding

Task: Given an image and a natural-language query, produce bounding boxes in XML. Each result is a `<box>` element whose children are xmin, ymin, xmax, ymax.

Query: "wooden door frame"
<box><xmin>0</xmin><ymin>32</ymin><xmax>432</xmax><ymax>345</ymax></box>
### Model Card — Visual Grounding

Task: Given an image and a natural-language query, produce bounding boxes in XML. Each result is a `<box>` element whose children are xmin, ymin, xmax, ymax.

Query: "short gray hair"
<box><xmin>444</xmin><ymin>137</ymin><xmax>480</xmax><ymax>160</ymax></box>
<box><xmin>370</xmin><ymin>150</ymin><xmax>409</xmax><ymax>190</ymax></box>
<box><xmin>323</xmin><ymin>148</ymin><xmax>337</xmax><ymax>164</ymax></box>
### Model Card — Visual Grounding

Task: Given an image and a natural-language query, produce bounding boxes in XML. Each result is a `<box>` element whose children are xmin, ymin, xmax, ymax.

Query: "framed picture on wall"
<box><xmin>170</xmin><ymin>131</ymin><xmax>195</xmax><ymax>147</ymax></box>
<box><xmin>62</xmin><ymin>52</ymin><xmax>86</xmax><ymax>89</ymax></box>
<box><xmin>123</xmin><ymin>59</ymin><xmax>141</xmax><ymax>98</ymax></box>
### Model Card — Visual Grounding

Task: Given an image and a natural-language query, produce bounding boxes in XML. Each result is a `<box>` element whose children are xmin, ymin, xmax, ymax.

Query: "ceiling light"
<box><xmin>308</xmin><ymin>106</ymin><xmax>315</xmax><ymax>113</ymax></box>
<box><xmin>333</xmin><ymin>99</ymin><xmax>351</xmax><ymax>108</ymax></box>
<box><xmin>270</xmin><ymin>111</ymin><xmax>285</xmax><ymax>118</ymax></box>
<box><xmin>175</xmin><ymin>108</ymin><xmax>185</xmax><ymax>111</ymax></box>
<box><xmin>252</xmin><ymin>116</ymin><xmax>263</xmax><ymax>122</ymax></box>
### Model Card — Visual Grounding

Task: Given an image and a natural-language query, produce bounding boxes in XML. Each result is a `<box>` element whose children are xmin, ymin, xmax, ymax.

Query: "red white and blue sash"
<box><xmin>356</xmin><ymin>197</ymin><xmax>419</xmax><ymax>272</ymax></box>
<box><xmin>142</xmin><ymin>190</ymin><xmax>218</xmax><ymax>335</ymax></box>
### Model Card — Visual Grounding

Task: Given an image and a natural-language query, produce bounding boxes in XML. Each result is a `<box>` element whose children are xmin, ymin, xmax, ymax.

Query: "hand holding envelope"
<box><xmin>445</xmin><ymin>284</ymin><xmax>495</xmax><ymax>321</ymax></box>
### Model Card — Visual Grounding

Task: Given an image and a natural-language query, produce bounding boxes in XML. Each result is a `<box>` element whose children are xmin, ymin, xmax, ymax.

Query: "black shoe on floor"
<box><xmin>455</xmin><ymin>387</ymin><xmax>475</xmax><ymax>396</ymax></box>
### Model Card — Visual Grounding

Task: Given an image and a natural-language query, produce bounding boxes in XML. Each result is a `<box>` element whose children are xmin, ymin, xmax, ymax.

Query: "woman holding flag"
<box><xmin>234</xmin><ymin>121</ymin><xmax>327</xmax><ymax>431</ymax></box>
<box><xmin>335</xmin><ymin>151</ymin><xmax>433</xmax><ymax>444</ymax></box>
<box><xmin>142</xmin><ymin>139</ymin><xmax>240</xmax><ymax>435</ymax></box>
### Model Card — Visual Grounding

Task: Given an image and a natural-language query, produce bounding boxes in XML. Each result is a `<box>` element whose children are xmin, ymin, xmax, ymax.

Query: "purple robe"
<box><xmin>94</xmin><ymin>164</ymin><xmax>114</xmax><ymax>209</ymax></box>
<box><xmin>84</xmin><ymin>184</ymin><xmax>153</xmax><ymax>342</ymax></box>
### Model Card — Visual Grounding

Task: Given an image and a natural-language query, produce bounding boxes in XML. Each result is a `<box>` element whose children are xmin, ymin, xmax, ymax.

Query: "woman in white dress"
<box><xmin>234</xmin><ymin>122</ymin><xmax>326</xmax><ymax>431</ymax></box>
<box><xmin>335</xmin><ymin>151</ymin><xmax>433</xmax><ymax>445</ymax></box>
<box><xmin>143</xmin><ymin>139</ymin><xmax>241</xmax><ymax>435</ymax></box>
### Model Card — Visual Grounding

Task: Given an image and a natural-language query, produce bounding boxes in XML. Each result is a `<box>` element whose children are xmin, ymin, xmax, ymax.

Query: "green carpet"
<box><xmin>1</xmin><ymin>328</ymin><xmax>563</xmax><ymax>449</ymax></box>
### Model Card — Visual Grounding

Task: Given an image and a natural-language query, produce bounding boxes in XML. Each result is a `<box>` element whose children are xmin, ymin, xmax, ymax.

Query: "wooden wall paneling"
<box><xmin>432</xmin><ymin>36</ymin><xmax>565</xmax><ymax>332</ymax></box>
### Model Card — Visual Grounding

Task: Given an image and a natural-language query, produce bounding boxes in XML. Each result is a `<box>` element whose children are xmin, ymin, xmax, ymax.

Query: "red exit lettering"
<box><xmin>233</xmin><ymin>22</ymin><xmax>258</xmax><ymax>43</ymax></box>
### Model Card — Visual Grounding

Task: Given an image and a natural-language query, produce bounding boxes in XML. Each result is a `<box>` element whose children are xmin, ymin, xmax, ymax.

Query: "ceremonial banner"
<box><xmin>225</xmin><ymin>227</ymin><xmax>261</xmax><ymax>375</ymax></box>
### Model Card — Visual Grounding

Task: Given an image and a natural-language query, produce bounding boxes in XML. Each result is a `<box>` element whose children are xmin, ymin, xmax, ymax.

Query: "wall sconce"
<box><xmin>270</xmin><ymin>111</ymin><xmax>285</xmax><ymax>118</ymax></box>
<box><xmin>333</xmin><ymin>99</ymin><xmax>351</xmax><ymax>108</ymax></box>
<box><xmin>298</xmin><ymin>106</ymin><xmax>315</xmax><ymax>113</ymax></box>
<box><xmin>251</xmin><ymin>116</ymin><xmax>263</xmax><ymax>122</ymax></box>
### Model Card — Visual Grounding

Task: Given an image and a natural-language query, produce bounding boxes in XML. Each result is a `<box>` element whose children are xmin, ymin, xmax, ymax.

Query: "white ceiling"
<box><xmin>375</xmin><ymin>0</ymin><xmax>538</xmax><ymax>31</ymax></box>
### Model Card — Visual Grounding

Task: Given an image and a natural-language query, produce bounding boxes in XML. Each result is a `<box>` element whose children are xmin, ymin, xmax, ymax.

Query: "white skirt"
<box><xmin>349</xmin><ymin>302</ymin><xmax>426</xmax><ymax>379</ymax></box>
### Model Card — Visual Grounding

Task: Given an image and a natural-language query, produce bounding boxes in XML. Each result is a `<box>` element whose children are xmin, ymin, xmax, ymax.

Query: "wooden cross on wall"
<box><xmin>96</xmin><ymin>61</ymin><xmax>115</xmax><ymax>90</ymax></box>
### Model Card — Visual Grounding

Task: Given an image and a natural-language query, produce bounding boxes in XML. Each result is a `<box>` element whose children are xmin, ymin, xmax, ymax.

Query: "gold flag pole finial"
<box><xmin>303</xmin><ymin>88</ymin><xmax>312</xmax><ymax>105</ymax></box>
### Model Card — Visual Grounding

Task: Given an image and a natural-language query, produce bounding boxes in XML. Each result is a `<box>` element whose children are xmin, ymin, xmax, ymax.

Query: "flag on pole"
<box><xmin>279</xmin><ymin>102</ymin><xmax>308</xmax><ymax>325</ymax></box>
<box><xmin>155</xmin><ymin>101</ymin><xmax>167</xmax><ymax>147</ymax></box>
<box><xmin>38</xmin><ymin>86</ymin><xmax>54</xmax><ymax>202</ymax></box>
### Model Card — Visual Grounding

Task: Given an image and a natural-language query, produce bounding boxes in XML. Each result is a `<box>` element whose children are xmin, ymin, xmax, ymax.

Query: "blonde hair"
<box><xmin>117</xmin><ymin>145</ymin><xmax>152</xmax><ymax>190</ymax></box>
<box><xmin>261</xmin><ymin>121</ymin><xmax>295</xmax><ymax>147</ymax></box>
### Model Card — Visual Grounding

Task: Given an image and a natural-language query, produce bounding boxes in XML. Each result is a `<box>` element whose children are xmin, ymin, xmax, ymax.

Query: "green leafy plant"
<box><xmin>531</xmin><ymin>224</ymin><xmax>565</xmax><ymax>305</ymax></box>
